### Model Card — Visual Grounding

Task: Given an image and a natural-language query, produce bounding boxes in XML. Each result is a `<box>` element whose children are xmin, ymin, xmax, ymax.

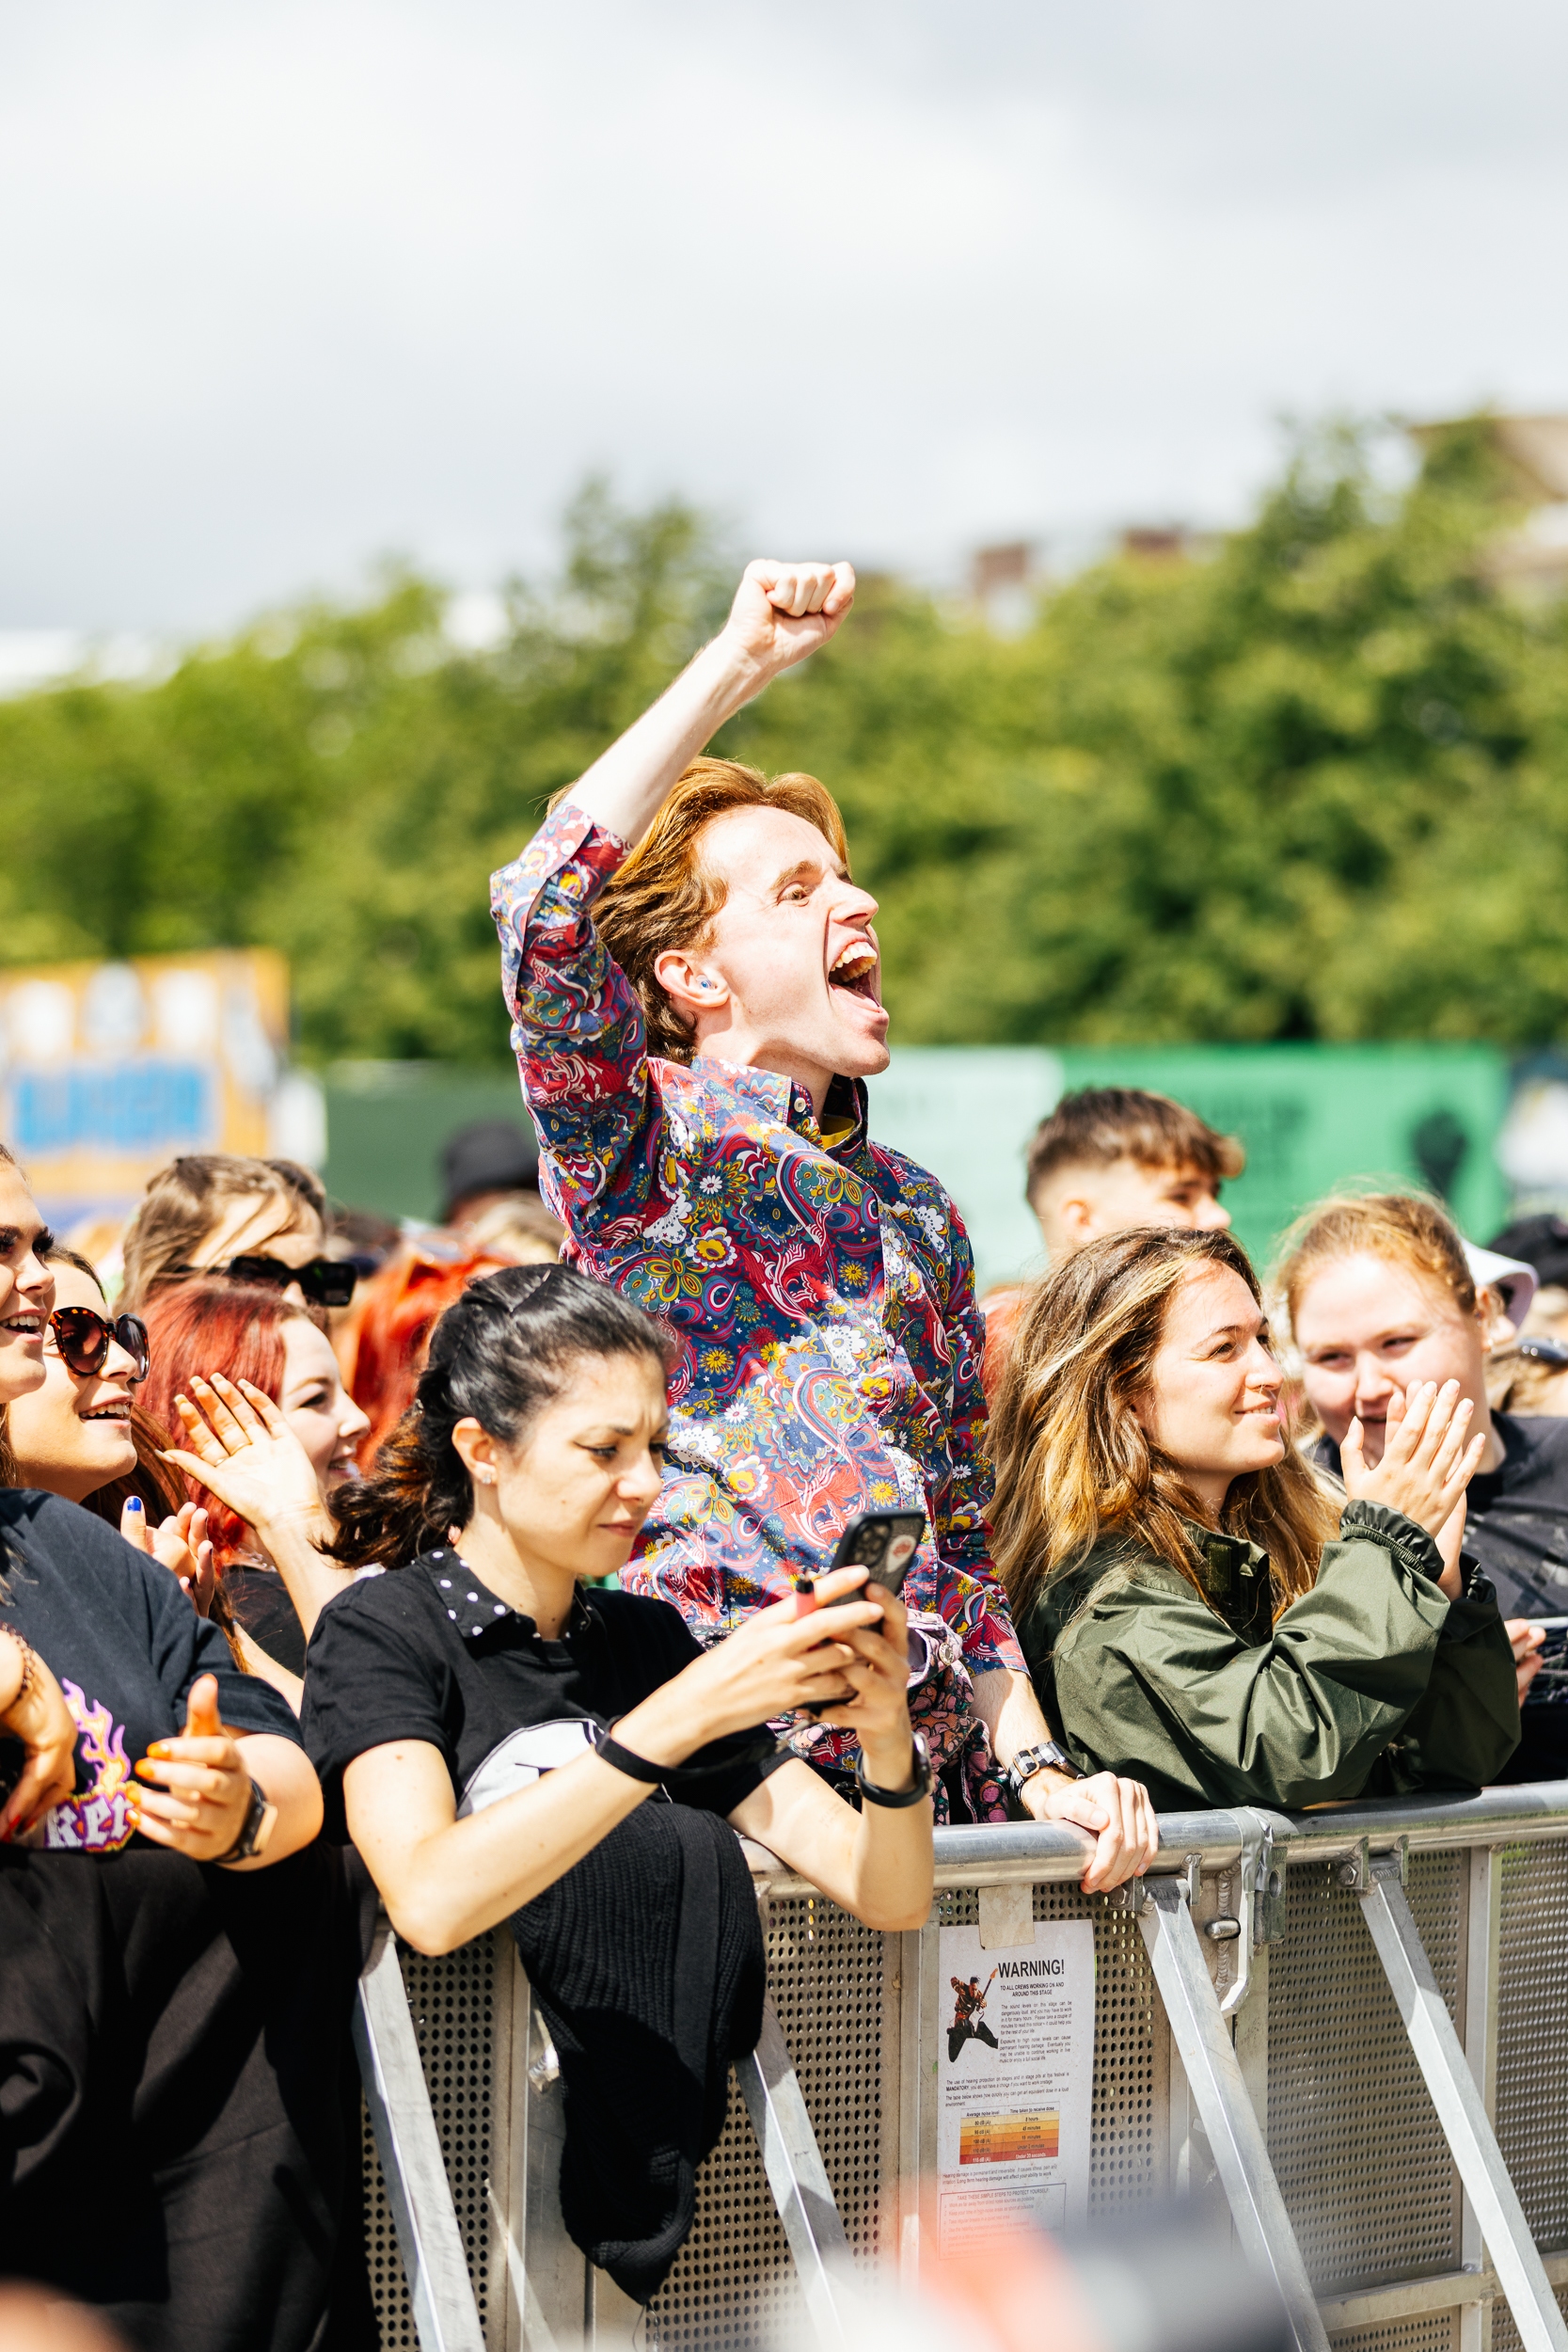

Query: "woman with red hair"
<box><xmin>347</xmin><ymin>1243</ymin><xmax>512</xmax><ymax>1461</ymax></box>
<box><xmin>139</xmin><ymin>1281</ymin><xmax>370</xmax><ymax>1700</ymax></box>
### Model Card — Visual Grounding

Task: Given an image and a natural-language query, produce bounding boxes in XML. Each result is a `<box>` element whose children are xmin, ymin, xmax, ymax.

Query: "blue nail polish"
<box><xmin>125</xmin><ymin>1497</ymin><xmax>145</xmax><ymax>1515</ymax></box>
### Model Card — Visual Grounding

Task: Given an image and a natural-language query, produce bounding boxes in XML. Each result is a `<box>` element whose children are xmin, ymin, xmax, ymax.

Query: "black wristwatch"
<box><xmin>215</xmin><ymin>1778</ymin><xmax>277</xmax><ymax>1866</ymax></box>
<box><xmin>1006</xmin><ymin>1740</ymin><xmax>1085</xmax><ymax>1802</ymax></box>
<box><xmin>856</xmin><ymin>1735</ymin><xmax>932</xmax><ymax>1810</ymax></box>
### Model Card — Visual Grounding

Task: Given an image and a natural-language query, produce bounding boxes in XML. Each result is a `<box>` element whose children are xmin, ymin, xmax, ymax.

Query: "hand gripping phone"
<box><xmin>826</xmin><ymin>1509</ymin><xmax>927</xmax><ymax>1598</ymax></box>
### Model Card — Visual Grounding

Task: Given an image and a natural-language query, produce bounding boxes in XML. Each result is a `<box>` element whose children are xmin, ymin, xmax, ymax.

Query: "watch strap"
<box><xmin>215</xmin><ymin>1777</ymin><xmax>277</xmax><ymax>1866</ymax></box>
<box><xmin>594</xmin><ymin>1729</ymin><xmax>668</xmax><ymax>1785</ymax></box>
<box><xmin>1008</xmin><ymin>1740</ymin><xmax>1085</xmax><ymax>1792</ymax></box>
<box><xmin>855</xmin><ymin>1735</ymin><xmax>932</xmax><ymax>1810</ymax></box>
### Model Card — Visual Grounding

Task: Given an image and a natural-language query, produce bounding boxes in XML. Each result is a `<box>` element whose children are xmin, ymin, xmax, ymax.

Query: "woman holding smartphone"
<box><xmin>305</xmin><ymin>1260</ymin><xmax>931</xmax><ymax>2299</ymax></box>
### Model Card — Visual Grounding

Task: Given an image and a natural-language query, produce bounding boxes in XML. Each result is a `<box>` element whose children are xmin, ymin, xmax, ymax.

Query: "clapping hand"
<box><xmin>0</xmin><ymin>1632</ymin><xmax>77</xmax><ymax>1842</ymax></box>
<box><xmin>121</xmin><ymin>1495</ymin><xmax>216</xmax><ymax>1615</ymax></box>
<box><xmin>1342</xmin><ymin>1379</ymin><xmax>1487</xmax><ymax>1577</ymax></box>
<box><xmin>161</xmin><ymin>1374</ymin><xmax>328</xmax><ymax>1550</ymax></box>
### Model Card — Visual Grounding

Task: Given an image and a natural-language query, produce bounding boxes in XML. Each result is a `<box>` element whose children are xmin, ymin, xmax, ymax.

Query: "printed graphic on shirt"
<box><xmin>42</xmin><ymin>1679</ymin><xmax>135</xmax><ymax>1851</ymax></box>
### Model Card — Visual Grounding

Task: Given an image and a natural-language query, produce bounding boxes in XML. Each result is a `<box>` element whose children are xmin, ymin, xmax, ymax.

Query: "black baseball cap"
<box><xmin>439</xmin><ymin>1119</ymin><xmax>541</xmax><ymax>1221</ymax></box>
<box><xmin>1488</xmin><ymin>1215</ymin><xmax>1568</xmax><ymax>1292</ymax></box>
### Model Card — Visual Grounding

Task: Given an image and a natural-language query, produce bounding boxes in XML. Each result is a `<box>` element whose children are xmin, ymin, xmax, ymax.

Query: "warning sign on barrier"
<box><xmin>936</xmin><ymin>1919</ymin><xmax>1093</xmax><ymax>2248</ymax></box>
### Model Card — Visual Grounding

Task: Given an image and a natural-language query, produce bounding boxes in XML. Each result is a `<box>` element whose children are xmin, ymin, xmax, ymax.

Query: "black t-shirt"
<box><xmin>301</xmin><ymin>1549</ymin><xmax>786</xmax><ymax>1840</ymax></box>
<box><xmin>0</xmin><ymin>1488</ymin><xmax>302</xmax><ymax>1853</ymax></box>
<box><xmin>226</xmin><ymin>1561</ymin><xmax>309</xmax><ymax>1677</ymax></box>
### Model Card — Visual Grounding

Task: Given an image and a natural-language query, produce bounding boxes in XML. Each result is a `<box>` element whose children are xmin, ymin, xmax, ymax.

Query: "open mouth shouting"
<box><xmin>828</xmin><ymin>939</ymin><xmax>880</xmax><ymax>1005</ymax></box>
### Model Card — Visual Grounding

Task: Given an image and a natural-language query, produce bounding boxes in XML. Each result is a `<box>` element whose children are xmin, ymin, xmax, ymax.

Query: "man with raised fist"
<box><xmin>489</xmin><ymin>560</ymin><xmax>1155</xmax><ymax>1887</ymax></box>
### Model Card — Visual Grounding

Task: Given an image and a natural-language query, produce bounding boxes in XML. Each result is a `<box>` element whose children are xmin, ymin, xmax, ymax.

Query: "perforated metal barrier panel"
<box><xmin>365</xmin><ymin>1935</ymin><xmax>501</xmax><ymax>2345</ymax></box>
<box><xmin>1269</xmin><ymin>1852</ymin><xmax>1465</xmax><ymax>2294</ymax></box>
<box><xmin>361</xmin><ymin>1829</ymin><xmax>1568</xmax><ymax>2352</ymax></box>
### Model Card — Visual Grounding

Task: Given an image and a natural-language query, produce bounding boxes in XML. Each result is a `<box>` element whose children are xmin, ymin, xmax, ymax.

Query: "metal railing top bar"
<box><xmin>740</xmin><ymin>1779</ymin><xmax>1568</xmax><ymax>1896</ymax></box>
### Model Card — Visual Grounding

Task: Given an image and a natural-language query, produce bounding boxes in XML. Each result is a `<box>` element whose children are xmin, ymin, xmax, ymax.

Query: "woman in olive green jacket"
<box><xmin>990</xmin><ymin>1229</ymin><xmax>1519</xmax><ymax>1814</ymax></box>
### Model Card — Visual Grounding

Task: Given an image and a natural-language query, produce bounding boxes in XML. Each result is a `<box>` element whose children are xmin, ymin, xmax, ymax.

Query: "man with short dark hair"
<box><xmin>980</xmin><ymin>1089</ymin><xmax>1244</xmax><ymax>1404</ymax></box>
<box><xmin>1024</xmin><ymin>1087</ymin><xmax>1243</xmax><ymax>1258</ymax></box>
<box><xmin>439</xmin><ymin>1118</ymin><xmax>542</xmax><ymax>1227</ymax></box>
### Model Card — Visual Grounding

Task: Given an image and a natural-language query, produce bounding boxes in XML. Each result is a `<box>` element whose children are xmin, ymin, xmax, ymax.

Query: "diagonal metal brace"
<box><xmin>735</xmin><ymin>1996</ymin><xmax>850</xmax><ymax>2347</ymax></box>
<box><xmin>1357</xmin><ymin>1853</ymin><xmax>1568</xmax><ymax>2352</ymax></box>
<box><xmin>1135</xmin><ymin>1878</ymin><xmax>1328</xmax><ymax>2352</ymax></box>
<box><xmin>354</xmin><ymin>1923</ymin><xmax>487</xmax><ymax>2352</ymax></box>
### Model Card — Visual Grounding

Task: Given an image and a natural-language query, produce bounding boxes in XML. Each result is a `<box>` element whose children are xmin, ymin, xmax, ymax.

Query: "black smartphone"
<box><xmin>826</xmin><ymin>1510</ymin><xmax>926</xmax><ymax>1598</ymax></box>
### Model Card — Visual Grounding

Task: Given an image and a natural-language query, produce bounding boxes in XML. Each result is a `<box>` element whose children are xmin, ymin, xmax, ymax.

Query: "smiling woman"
<box><xmin>1282</xmin><ymin>1191</ymin><xmax>1568</xmax><ymax>1782</ymax></box>
<box><xmin>0</xmin><ymin>1152</ymin><xmax>367</xmax><ymax>2352</ymax></box>
<box><xmin>989</xmin><ymin>1225</ymin><xmax>1520</xmax><ymax>1812</ymax></box>
<box><xmin>135</xmin><ymin>1280</ymin><xmax>369</xmax><ymax>1697</ymax></box>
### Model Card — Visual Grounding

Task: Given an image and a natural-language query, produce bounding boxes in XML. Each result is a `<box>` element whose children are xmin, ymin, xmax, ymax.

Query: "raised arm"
<box><xmin>565</xmin><ymin>561</ymin><xmax>855</xmax><ymax>847</ymax></box>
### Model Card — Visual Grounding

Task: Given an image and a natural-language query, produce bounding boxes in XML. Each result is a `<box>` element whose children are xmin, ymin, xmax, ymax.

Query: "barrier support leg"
<box><xmin>355</xmin><ymin>1923</ymin><xmax>488</xmax><ymax>2352</ymax></box>
<box><xmin>1358</xmin><ymin>1852</ymin><xmax>1568</xmax><ymax>2352</ymax></box>
<box><xmin>1135</xmin><ymin>1880</ymin><xmax>1328</xmax><ymax>2352</ymax></box>
<box><xmin>735</xmin><ymin>1996</ymin><xmax>850</xmax><ymax>2346</ymax></box>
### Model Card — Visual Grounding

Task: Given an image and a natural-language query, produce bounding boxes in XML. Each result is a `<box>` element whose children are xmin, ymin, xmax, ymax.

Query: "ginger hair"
<box><xmin>1275</xmin><ymin>1192</ymin><xmax>1478</xmax><ymax>1343</ymax></box>
<box><xmin>990</xmin><ymin>1226</ymin><xmax>1337</xmax><ymax>1631</ymax></box>
<box><xmin>588</xmin><ymin>756</ymin><xmax>850</xmax><ymax>1062</ymax></box>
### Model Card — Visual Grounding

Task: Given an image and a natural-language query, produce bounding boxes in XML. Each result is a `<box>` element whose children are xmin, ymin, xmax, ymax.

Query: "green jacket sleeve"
<box><xmin>1045</xmin><ymin>1501</ymin><xmax>1506</xmax><ymax>1812</ymax></box>
<box><xmin>1376</xmin><ymin>1568</ymin><xmax>1520</xmax><ymax>1792</ymax></box>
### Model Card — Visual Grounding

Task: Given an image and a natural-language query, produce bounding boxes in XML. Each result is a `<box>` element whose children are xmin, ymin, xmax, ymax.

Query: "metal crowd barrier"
<box><xmin>354</xmin><ymin>1782</ymin><xmax>1568</xmax><ymax>2352</ymax></box>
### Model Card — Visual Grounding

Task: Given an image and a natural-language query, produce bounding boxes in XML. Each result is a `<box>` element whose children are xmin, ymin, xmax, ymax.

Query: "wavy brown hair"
<box><xmin>585</xmin><ymin>755</ymin><xmax>850</xmax><ymax>1062</ymax></box>
<box><xmin>990</xmin><ymin>1227</ymin><xmax>1338</xmax><ymax>1629</ymax></box>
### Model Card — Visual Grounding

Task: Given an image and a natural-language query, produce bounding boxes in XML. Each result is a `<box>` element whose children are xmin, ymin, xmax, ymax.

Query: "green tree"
<box><xmin>7</xmin><ymin>424</ymin><xmax>1568</xmax><ymax>1060</ymax></box>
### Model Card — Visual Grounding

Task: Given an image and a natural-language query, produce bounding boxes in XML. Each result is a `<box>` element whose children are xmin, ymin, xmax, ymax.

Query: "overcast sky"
<box><xmin>3</xmin><ymin>0</ymin><xmax>1567</xmax><ymax>635</ymax></box>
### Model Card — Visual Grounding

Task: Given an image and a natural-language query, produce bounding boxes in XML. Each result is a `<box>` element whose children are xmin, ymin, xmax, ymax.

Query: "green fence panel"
<box><xmin>325</xmin><ymin>1044</ymin><xmax>1511</xmax><ymax>1296</ymax></box>
<box><xmin>868</xmin><ymin>1043</ymin><xmax>1510</xmax><ymax>1294</ymax></box>
<box><xmin>323</xmin><ymin>1061</ymin><xmax>531</xmax><ymax>1223</ymax></box>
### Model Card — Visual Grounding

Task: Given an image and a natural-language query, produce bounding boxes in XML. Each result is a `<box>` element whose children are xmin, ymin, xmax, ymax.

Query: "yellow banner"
<box><xmin>0</xmin><ymin>949</ymin><xmax>290</xmax><ymax>1228</ymax></box>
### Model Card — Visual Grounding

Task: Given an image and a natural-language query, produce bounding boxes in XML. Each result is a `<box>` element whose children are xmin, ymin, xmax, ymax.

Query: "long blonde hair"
<box><xmin>990</xmin><ymin>1227</ymin><xmax>1338</xmax><ymax>1629</ymax></box>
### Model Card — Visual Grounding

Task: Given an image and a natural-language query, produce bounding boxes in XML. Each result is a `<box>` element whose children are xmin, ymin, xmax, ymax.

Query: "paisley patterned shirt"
<box><xmin>490</xmin><ymin>803</ymin><xmax>1023</xmax><ymax>1682</ymax></box>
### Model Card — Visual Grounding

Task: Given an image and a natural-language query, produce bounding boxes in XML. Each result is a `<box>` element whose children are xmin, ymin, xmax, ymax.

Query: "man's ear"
<box><xmin>1055</xmin><ymin>1193</ymin><xmax>1098</xmax><ymax>1245</ymax></box>
<box><xmin>652</xmin><ymin>949</ymin><xmax>731</xmax><ymax>1021</ymax></box>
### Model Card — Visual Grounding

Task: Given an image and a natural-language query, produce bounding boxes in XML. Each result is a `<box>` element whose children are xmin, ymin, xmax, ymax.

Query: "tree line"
<box><xmin>7</xmin><ymin>421</ymin><xmax>1568</xmax><ymax>1066</ymax></box>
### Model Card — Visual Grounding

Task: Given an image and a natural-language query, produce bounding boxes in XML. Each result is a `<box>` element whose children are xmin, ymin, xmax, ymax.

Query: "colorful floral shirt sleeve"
<box><xmin>935</xmin><ymin>1205</ymin><xmax>1022</xmax><ymax>1677</ymax></box>
<box><xmin>489</xmin><ymin>802</ymin><xmax>651</xmax><ymax>1217</ymax></box>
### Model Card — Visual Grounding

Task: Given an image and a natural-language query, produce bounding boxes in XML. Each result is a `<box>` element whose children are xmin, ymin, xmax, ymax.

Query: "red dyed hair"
<box><xmin>138</xmin><ymin>1280</ymin><xmax>306</xmax><ymax>1568</ymax></box>
<box><xmin>349</xmin><ymin>1247</ymin><xmax>509</xmax><ymax>1463</ymax></box>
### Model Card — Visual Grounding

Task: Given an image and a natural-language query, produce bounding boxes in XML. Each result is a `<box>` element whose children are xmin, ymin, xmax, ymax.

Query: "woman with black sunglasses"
<box><xmin>4</xmin><ymin>1248</ymin><xmax>271</xmax><ymax>1679</ymax></box>
<box><xmin>119</xmin><ymin>1151</ymin><xmax>354</xmax><ymax>1314</ymax></box>
<box><xmin>0</xmin><ymin>1151</ymin><xmax>372</xmax><ymax>2352</ymax></box>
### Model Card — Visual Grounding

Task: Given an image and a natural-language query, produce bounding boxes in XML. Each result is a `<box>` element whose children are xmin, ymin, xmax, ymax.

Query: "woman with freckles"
<box><xmin>988</xmin><ymin>1226</ymin><xmax>1519</xmax><ymax>1812</ymax></box>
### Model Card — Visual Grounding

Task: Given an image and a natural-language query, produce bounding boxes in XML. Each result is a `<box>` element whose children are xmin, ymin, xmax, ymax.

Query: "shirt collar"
<box><xmin>422</xmin><ymin>1550</ymin><xmax>593</xmax><ymax>1644</ymax></box>
<box><xmin>1181</xmin><ymin>1519</ymin><xmax>1267</xmax><ymax>1594</ymax></box>
<box><xmin>693</xmin><ymin>1058</ymin><xmax>868</xmax><ymax>1153</ymax></box>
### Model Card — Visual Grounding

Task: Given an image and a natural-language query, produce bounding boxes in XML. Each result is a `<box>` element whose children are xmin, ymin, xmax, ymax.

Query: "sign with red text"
<box><xmin>936</xmin><ymin>1919</ymin><xmax>1093</xmax><ymax>2249</ymax></box>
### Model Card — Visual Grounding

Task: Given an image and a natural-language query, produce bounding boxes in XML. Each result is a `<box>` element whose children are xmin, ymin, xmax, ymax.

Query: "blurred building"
<box><xmin>1410</xmin><ymin>412</ymin><xmax>1568</xmax><ymax>596</ymax></box>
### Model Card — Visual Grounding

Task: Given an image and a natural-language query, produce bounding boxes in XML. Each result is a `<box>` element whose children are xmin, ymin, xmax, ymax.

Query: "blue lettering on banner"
<box><xmin>12</xmin><ymin>1061</ymin><xmax>215</xmax><ymax>1155</ymax></box>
